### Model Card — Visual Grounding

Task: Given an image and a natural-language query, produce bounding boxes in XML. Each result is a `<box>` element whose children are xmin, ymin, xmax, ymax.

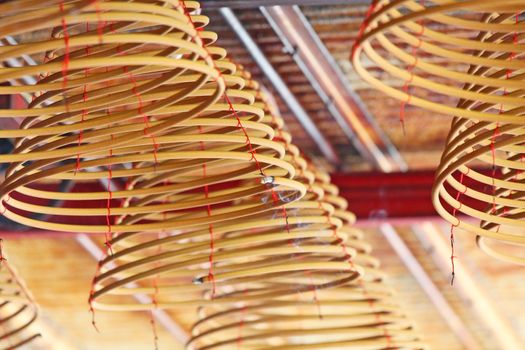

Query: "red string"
<box><xmin>179</xmin><ymin>2</ymin><xmax>293</xmax><ymax>300</ymax></box>
<box><xmin>86</xmin><ymin>4</ymin><xmax>109</xmax><ymax>332</ymax></box>
<box><xmin>59</xmin><ymin>1</ymin><xmax>70</xmax><ymax>90</ymax></box>
<box><xmin>197</xmin><ymin>125</ymin><xmax>216</xmax><ymax>298</ymax></box>
<box><xmin>449</xmin><ymin>168</ymin><xmax>468</xmax><ymax>285</ymax></box>
<box><xmin>125</xmin><ymin>67</ymin><xmax>160</xmax><ymax>166</ymax></box>
<box><xmin>494</xmin><ymin>11</ymin><xmax>521</xmax><ymax>233</ymax></box>
<box><xmin>399</xmin><ymin>0</ymin><xmax>425</xmax><ymax>133</ymax></box>
<box><xmin>249</xmin><ymin>83</ymin><xmax>322</xmax><ymax>316</ymax></box>
<box><xmin>76</xmin><ymin>23</ymin><xmax>91</xmax><ymax>174</ymax></box>
<box><xmin>76</xmin><ymin>3</ymin><xmax>104</xmax><ymax>174</ymax></box>
<box><xmin>149</xmin><ymin>311</ymin><xmax>159</xmax><ymax>350</ymax></box>
<box><xmin>350</xmin><ymin>0</ymin><xmax>379</xmax><ymax>60</ymax></box>
<box><xmin>490</xmin><ymin>122</ymin><xmax>500</xmax><ymax>214</ymax></box>
<box><xmin>105</xmin><ymin>141</ymin><xmax>114</xmax><ymax>255</ymax></box>
<box><xmin>326</xmin><ymin>209</ymin><xmax>391</xmax><ymax>345</ymax></box>
<box><xmin>108</xmin><ymin>24</ymin><xmax>160</xmax><ymax>168</ymax></box>
<box><xmin>88</xmin><ymin>262</ymin><xmax>102</xmax><ymax>333</ymax></box>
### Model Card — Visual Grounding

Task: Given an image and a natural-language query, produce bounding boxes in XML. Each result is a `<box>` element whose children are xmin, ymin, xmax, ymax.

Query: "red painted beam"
<box><xmin>331</xmin><ymin>170</ymin><xmax>492</xmax><ymax>220</ymax></box>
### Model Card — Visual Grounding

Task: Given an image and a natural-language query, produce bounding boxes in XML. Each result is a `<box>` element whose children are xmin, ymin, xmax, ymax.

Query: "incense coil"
<box><xmin>431</xmin><ymin>6</ymin><xmax>525</xmax><ymax>265</ymax></box>
<box><xmin>0</xmin><ymin>257</ymin><xmax>40</xmax><ymax>349</ymax></box>
<box><xmin>90</xmin><ymin>197</ymin><xmax>362</xmax><ymax>311</ymax></box>
<box><xmin>253</xmin><ymin>72</ymin><xmax>382</xmax><ymax>274</ymax></box>
<box><xmin>188</xmin><ymin>284</ymin><xmax>423</xmax><ymax>350</ymax></box>
<box><xmin>89</xmin><ymin>66</ymin><xmax>355</xmax><ymax>312</ymax></box>
<box><xmin>432</xmin><ymin>110</ymin><xmax>525</xmax><ymax>265</ymax></box>
<box><xmin>186</xmin><ymin>197</ymin><xmax>423</xmax><ymax>350</ymax></box>
<box><xmin>0</xmin><ymin>1</ymin><xmax>304</xmax><ymax>233</ymax></box>
<box><xmin>186</xmin><ymin>79</ymin><xmax>423</xmax><ymax>350</ymax></box>
<box><xmin>351</xmin><ymin>0</ymin><xmax>525</xmax><ymax>123</ymax></box>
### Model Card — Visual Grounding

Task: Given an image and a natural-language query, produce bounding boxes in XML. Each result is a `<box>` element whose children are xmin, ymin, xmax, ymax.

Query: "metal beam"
<box><xmin>413</xmin><ymin>222</ymin><xmax>524</xmax><ymax>350</ymax></box>
<box><xmin>220</xmin><ymin>7</ymin><xmax>340</xmax><ymax>164</ymax></box>
<box><xmin>380</xmin><ymin>223</ymin><xmax>481</xmax><ymax>350</ymax></box>
<box><xmin>261</xmin><ymin>6</ymin><xmax>406</xmax><ymax>172</ymax></box>
<box><xmin>202</xmin><ymin>0</ymin><xmax>367</xmax><ymax>9</ymax></box>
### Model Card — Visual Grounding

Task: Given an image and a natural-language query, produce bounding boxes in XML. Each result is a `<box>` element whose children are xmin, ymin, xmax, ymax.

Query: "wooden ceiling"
<box><xmin>204</xmin><ymin>2</ymin><xmax>456</xmax><ymax>172</ymax></box>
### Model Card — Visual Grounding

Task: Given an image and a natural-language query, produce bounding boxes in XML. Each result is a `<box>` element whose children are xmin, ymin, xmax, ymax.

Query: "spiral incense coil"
<box><xmin>0</xmin><ymin>1</ymin><xmax>305</xmax><ymax>233</ymax></box>
<box><xmin>432</xmin><ymin>108</ymin><xmax>525</xmax><ymax>265</ymax></box>
<box><xmin>188</xmin><ymin>284</ymin><xmax>423</xmax><ymax>350</ymax></box>
<box><xmin>90</xmin><ymin>196</ymin><xmax>363</xmax><ymax>311</ymax></box>
<box><xmin>351</xmin><ymin>0</ymin><xmax>525</xmax><ymax>123</ymax></box>
<box><xmin>250</xmin><ymin>73</ymin><xmax>382</xmax><ymax>274</ymax></box>
<box><xmin>431</xmin><ymin>8</ymin><xmax>525</xmax><ymax>264</ymax></box>
<box><xmin>0</xmin><ymin>254</ymin><xmax>40</xmax><ymax>349</ymax></box>
<box><xmin>89</xmin><ymin>63</ymin><xmax>357</xmax><ymax>312</ymax></box>
<box><xmin>186</xmin><ymin>75</ymin><xmax>423</xmax><ymax>350</ymax></box>
<box><xmin>90</xmin><ymin>130</ymin><xmax>356</xmax><ymax>310</ymax></box>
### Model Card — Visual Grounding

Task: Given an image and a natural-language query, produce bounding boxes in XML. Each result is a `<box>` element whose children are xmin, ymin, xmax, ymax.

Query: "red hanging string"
<box><xmin>88</xmin><ymin>262</ymin><xmax>102</xmax><ymax>333</ymax></box>
<box><xmin>449</xmin><ymin>168</ymin><xmax>468</xmax><ymax>285</ymax></box>
<box><xmin>325</xmin><ymin>206</ymin><xmax>391</xmax><ymax>346</ymax></box>
<box><xmin>149</xmin><ymin>312</ymin><xmax>159</xmax><ymax>350</ymax></box>
<box><xmin>86</xmin><ymin>2</ymin><xmax>111</xmax><ymax>330</ymax></box>
<box><xmin>490</xmin><ymin>122</ymin><xmax>501</xmax><ymax>215</ymax></box>
<box><xmin>59</xmin><ymin>1</ymin><xmax>70</xmax><ymax>91</ymax></box>
<box><xmin>198</xmin><ymin>125</ymin><xmax>216</xmax><ymax>298</ymax></box>
<box><xmin>495</xmin><ymin>11</ymin><xmax>520</xmax><ymax>233</ymax></box>
<box><xmin>149</xmin><ymin>185</ymin><xmax>169</xmax><ymax>348</ymax></box>
<box><xmin>107</xmin><ymin>23</ymin><xmax>160</xmax><ymax>168</ymax></box>
<box><xmin>105</xmin><ymin>142</ymin><xmax>114</xmax><ymax>256</ymax></box>
<box><xmin>350</xmin><ymin>0</ymin><xmax>379</xmax><ymax>60</ymax></box>
<box><xmin>399</xmin><ymin>0</ymin><xmax>425</xmax><ymax>134</ymax></box>
<box><xmin>76</xmin><ymin>4</ymin><xmax>104</xmax><ymax>174</ymax></box>
<box><xmin>179</xmin><ymin>2</ymin><xmax>295</xmax><ymax>299</ymax></box>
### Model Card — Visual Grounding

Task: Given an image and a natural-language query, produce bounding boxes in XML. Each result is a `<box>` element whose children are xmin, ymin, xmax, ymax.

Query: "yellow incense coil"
<box><xmin>432</xmin><ymin>91</ymin><xmax>525</xmax><ymax>265</ymax></box>
<box><xmin>89</xmin><ymin>66</ymin><xmax>360</xmax><ymax>312</ymax></box>
<box><xmin>0</xmin><ymin>1</ymin><xmax>304</xmax><ymax>234</ymax></box>
<box><xmin>186</xmin><ymin>73</ymin><xmax>423</xmax><ymax>350</ymax></box>
<box><xmin>0</xmin><ymin>252</ymin><xmax>40</xmax><ymax>349</ymax></box>
<box><xmin>352</xmin><ymin>0</ymin><xmax>525</xmax><ymax>123</ymax></box>
<box><xmin>431</xmin><ymin>6</ymin><xmax>525</xmax><ymax>265</ymax></box>
<box><xmin>188</xmin><ymin>284</ymin><xmax>423</xmax><ymax>350</ymax></box>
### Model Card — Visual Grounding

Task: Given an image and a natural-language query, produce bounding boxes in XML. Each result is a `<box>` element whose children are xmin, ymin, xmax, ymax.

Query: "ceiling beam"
<box><xmin>202</xmin><ymin>0</ymin><xmax>369</xmax><ymax>9</ymax></box>
<box><xmin>260</xmin><ymin>5</ymin><xmax>406</xmax><ymax>172</ymax></box>
<box><xmin>380</xmin><ymin>223</ymin><xmax>481</xmax><ymax>350</ymax></box>
<box><xmin>220</xmin><ymin>7</ymin><xmax>340</xmax><ymax>164</ymax></box>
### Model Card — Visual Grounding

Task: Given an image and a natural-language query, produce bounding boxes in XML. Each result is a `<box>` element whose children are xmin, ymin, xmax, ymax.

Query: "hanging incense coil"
<box><xmin>188</xmin><ymin>285</ymin><xmax>422</xmax><ymax>350</ymax></box>
<box><xmin>186</xmin><ymin>77</ymin><xmax>423</xmax><ymax>350</ymax></box>
<box><xmin>0</xmin><ymin>253</ymin><xmax>40</xmax><ymax>349</ymax></box>
<box><xmin>89</xmin><ymin>62</ymin><xmax>353</xmax><ymax>312</ymax></box>
<box><xmin>0</xmin><ymin>1</ymin><xmax>304</xmax><ymax>233</ymax></box>
<box><xmin>90</xmin><ymin>138</ymin><xmax>355</xmax><ymax>310</ymax></box>
<box><xmin>90</xmin><ymin>192</ymin><xmax>362</xmax><ymax>311</ymax></box>
<box><xmin>432</xmin><ymin>101</ymin><xmax>525</xmax><ymax>265</ymax></box>
<box><xmin>187</xmin><ymin>170</ymin><xmax>424</xmax><ymax>350</ymax></box>
<box><xmin>351</xmin><ymin>0</ymin><xmax>525</xmax><ymax>123</ymax></box>
<box><xmin>431</xmin><ymin>8</ymin><xmax>525</xmax><ymax>265</ymax></box>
